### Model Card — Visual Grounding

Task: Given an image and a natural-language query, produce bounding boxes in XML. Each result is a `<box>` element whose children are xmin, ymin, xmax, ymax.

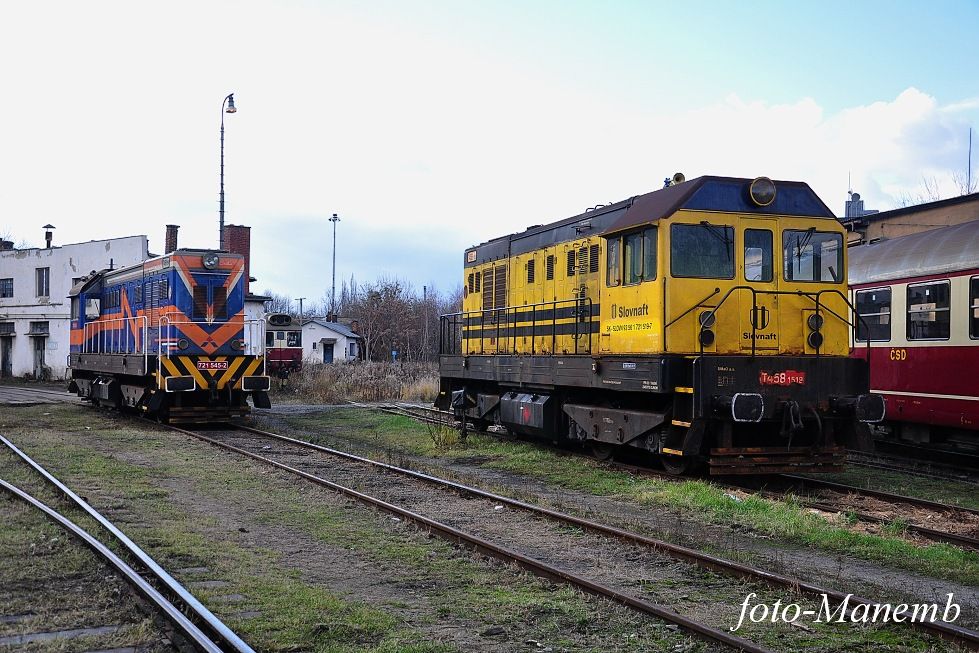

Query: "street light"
<box><xmin>329</xmin><ymin>213</ymin><xmax>340</xmax><ymax>317</ymax></box>
<box><xmin>219</xmin><ymin>92</ymin><xmax>237</xmax><ymax>250</ymax></box>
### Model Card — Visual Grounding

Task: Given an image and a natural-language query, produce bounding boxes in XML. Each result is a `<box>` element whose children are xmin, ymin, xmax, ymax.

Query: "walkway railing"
<box><xmin>440</xmin><ymin>297</ymin><xmax>594</xmax><ymax>356</ymax></box>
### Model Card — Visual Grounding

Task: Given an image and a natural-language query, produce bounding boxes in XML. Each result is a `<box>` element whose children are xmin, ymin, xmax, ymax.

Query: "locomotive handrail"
<box><xmin>439</xmin><ymin>297</ymin><xmax>595</xmax><ymax>356</ymax></box>
<box><xmin>81</xmin><ymin>316</ymin><xmax>149</xmax><ymax>370</ymax></box>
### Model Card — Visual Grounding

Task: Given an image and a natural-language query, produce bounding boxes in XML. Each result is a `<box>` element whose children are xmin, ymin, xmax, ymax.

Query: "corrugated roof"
<box><xmin>849</xmin><ymin>220</ymin><xmax>979</xmax><ymax>285</ymax></box>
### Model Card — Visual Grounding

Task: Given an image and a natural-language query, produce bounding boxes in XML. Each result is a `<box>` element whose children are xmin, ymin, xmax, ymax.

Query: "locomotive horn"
<box><xmin>672</xmin><ymin>172</ymin><xmax>685</xmax><ymax>185</ymax></box>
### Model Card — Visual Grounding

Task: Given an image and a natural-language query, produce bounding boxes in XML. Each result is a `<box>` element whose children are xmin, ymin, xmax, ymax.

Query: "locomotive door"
<box><xmin>739</xmin><ymin>220</ymin><xmax>779</xmax><ymax>351</ymax></box>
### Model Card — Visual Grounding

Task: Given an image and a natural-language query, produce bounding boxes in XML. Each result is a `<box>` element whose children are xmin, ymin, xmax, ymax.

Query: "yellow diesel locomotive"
<box><xmin>438</xmin><ymin>175</ymin><xmax>884</xmax><ymax>474</ymax></box>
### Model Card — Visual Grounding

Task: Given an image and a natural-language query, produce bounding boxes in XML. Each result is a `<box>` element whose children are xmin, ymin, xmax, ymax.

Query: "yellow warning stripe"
<box><xmin>675</xmin><ymin>386</ymin><xmax>694</xmax><ymax>394</ymax></box>
<box><xmin>662</xmin><ymin>447</ymin><xmax>683</xmax><ymax>456</ymax></box>
<box><xmin>219</xmin><ymin>356</ymin><xmax>247</xmax><ymax>387</ymax></box>
<box><xmin>671</xmin><ymin>420</ymin><xmax>691</xmax><ymax>427</ymax></box>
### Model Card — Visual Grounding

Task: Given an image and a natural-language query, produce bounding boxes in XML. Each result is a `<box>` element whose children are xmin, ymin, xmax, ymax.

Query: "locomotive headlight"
<box><xmin>807</xmin><ymin>313</ymin><xmax>824</xmax><ymax>331</ymax></box>
<box><xmin>807</xmin><ymin>331</ymin><xmax>823</xmax><ymax>349</ymax></box>
<box><xmin>202</xmin><ymin>252</ymin><xmax>220</xmax><ymax>270</ymax></box>
<box><xmin>749</xmin><ymin>177</ymin><xmax>777</xmax><ymax>207</ymax></box>
<box><xmin>698</xmin><ymin>311</ymin><xmax>716</xmax><ymax>346</ymax></box>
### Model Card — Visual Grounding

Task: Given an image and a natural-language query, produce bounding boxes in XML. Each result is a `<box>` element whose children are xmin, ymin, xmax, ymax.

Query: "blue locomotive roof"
<box><xmin>465</xmin><ymin>176</ymin><xmax>836</xmax><ymax>267</ymax></box>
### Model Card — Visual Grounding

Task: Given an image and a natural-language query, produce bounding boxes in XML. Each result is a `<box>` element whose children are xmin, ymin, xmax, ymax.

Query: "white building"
<box><xmin>302</xmin><ymin>319</ymin><xmax>362</xmax><ymax>364</ymax></box>
<box><xmin>0</xmin><ymin>234</ymin><xmax>149</xmax><ymax>379</ymax></box>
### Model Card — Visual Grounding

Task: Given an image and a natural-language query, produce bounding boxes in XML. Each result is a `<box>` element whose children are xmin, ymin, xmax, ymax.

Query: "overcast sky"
<box><xmin>1</xmin><ymin>1</ymin><xmax>977</xmax><ymax>307</ymax></box>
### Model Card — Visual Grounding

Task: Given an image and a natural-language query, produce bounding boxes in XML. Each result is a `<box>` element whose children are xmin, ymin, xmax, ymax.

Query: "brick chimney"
<box><xmin>222</xmin><ymin>224</ymin><xmax>252</xmax><ymax>294</ymax></box>
<box><xmin>165</xmin><ymin>224</ymin><xmax>179</xmax><ymax>254</ymax></box>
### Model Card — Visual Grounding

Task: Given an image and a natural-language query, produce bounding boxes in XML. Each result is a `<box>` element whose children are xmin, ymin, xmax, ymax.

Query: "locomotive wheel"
<box><xmin>590</xmin><ymin>442</ymin><xmax>615</xmax><ymax>461</ymax></box>
<box><xmin>661</xmin><ymin>454</ymin><xmax>696</xmax><ymax>475</ymax></box>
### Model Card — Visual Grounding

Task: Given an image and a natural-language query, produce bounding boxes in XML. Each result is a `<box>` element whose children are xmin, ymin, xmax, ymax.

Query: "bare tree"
<box><xmin>953</xmin><ymin>171</ymin><xmax>979</xmax><ymax>196</ymax></box>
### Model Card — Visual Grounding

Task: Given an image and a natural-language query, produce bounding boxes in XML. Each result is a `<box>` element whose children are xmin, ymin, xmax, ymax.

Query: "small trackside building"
<box><xmin>0</xmin><ymin>235</ymin><xmax>149</xmax><ymax>379</ymax></box>
<box><xmin>302</xmin><ymin>319</ymin><xmax>362</xmax><ymax>364</ymax></box>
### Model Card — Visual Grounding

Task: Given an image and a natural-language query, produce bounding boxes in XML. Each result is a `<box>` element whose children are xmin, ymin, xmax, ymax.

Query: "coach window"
<box><xmin>744</xmin><ymin>229</ymin><xmax>773</xmax><ymax>282</ymax></box>
<box><xmin>970</xmin><ymin>277</ymin><xmax>979</xmax><ymax>339</ymax></box>
<box><xmin>670</xmin><ymin>223</ymin><xmax>735</xmax><ymax>279</ymax></box>
<box><xmin>907</xmin><ymin>281</ymin><xmax>950</xmax><ymax>340</ymax></box>
<box><xmin>606</xmin><ymin>237</ymin><xmax>621</xmax><ymax>287</ymax></box>
<box><xmin>855</xmin><ymin>288</ymin><xmax>891</xmax><ymax>342</ymax></box>
<box><xmin>783</xmin><ymin>230</ymin><xmax>843</xmax><ymax>283</ymax></box>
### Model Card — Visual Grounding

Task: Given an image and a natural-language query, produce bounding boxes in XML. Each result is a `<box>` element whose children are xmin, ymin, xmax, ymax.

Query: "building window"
<box><xmin>671</xmin><ymin>224</ymin><xmax>735</xmax><ymax>279</ymax></box>
<box><xmin>349</xmin><ymin>342</ymin><xmax>356</xmax><ymax>357</ymax></box>
<box><xmin>854</xmin><ymin>288</ymin><xmax>891</xmax><ymax>342</ymax></box>
<box><xmin>744</xmin><ymin>229</ymin><xmax>773</xmax><ymax>282</ymax></box>
<box><xmin>0</xmin><ymin>322</ymin><xmax>14</xmax><ymax>335</ymax></box>
<box><xmin>29</xmin><ymin>321</ymin><xmax>49</xmax><ymax>335</ymax></box>
<box><xmin>907</xmin><ymin>281</ymin><xmax>950</xmax><ymax>340</ymax></box>
<box><xmin>35</xmin><ymin>268</ymin><xmax>50</xmax><ymax>297</ymax></box>
<box><xmin>0</xmin><ymin>278</ymin><xmax>12</xmax><ymax>298</ymax></box>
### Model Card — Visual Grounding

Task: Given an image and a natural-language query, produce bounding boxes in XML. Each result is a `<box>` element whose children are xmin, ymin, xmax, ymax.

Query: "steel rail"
<box><xmin>0</xmin><ymin>434</ymin><xmax>255</xmax><ymax>653</ymax></box>
<box><xmin>338</xmin><ymin>404</ymin><xmax>979</xmax><ymax>648</ymax></box>
<box><xmin>375</xmin><ymin>404</ymin><xmax>979</xmax><ymax>549</ymax></box>
<box><xmin>164</xmin><ymin>423</ymin><xmax>773</xmax><ymax>653</ymax></box>
<box><xmin>778</xmin><ymin>474</ymin><xmax>979</xmax><ymax>517</ymax></box>
<box><xmin>0</xmin><ymin>478</ymin><xmax>223</xmax><ymax>653</ymax></box>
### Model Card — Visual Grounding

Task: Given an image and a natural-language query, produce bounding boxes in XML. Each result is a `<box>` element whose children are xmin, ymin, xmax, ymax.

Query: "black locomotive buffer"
<box><xmin>437</xmin><ymin>175</ymin><xmax>884</xmax><ymax>475</ymax></box>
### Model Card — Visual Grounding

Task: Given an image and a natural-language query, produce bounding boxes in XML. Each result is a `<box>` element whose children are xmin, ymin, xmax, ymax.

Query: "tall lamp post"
<box><xmin>219</xmin><ymin>93</ymin><xmax>237</xmax><ymax>250</ymax></box>
<box><xmin>295</xmin><ymin>297</ymin><xmax>306</xmax><ymax>324</ymax></box>
<box><xmin>329</xmin><ymin>213</ymin><xmax>340</xmax><ymax>317</ymax></box>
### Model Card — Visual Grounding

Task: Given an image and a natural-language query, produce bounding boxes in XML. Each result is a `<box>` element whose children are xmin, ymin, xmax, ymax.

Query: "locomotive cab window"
<box><xmin>783</xmin><ymin>230</ymin><xmax>843</xmax><ymax>283</ymax></box>
<box><xmin>907</xmin><ymin>280</ymin><xmax>950</xmax><ymax>340</ymax></box>
<box><xmin>287</xmin><ymin>331</ymin><xmax>302</xmax><ymax>347</ymax></box>
<box><xmin>855</xmin><ymin>288</ymin><xmax>892</xmax><ymax>342</ymax></box>
<box><xmin>606</xmin><ymin>238</ymin><xmax>621</xmax><ymax>287</ymax></box>
<box><xmin>670</xmin><ymin>223</ymin><xmax>734</xmax><ymax>279</ymax></box>
<box><xmin>266</xmin><ymin>331</ymin><xmax>274</xmax><ymax>347</ymax></box>
<box><xmin>971</xmin><ymin>277</ymin><xmax>979</xmax><ymax>339</ymax></box>
<box><xmin>621</xmin><ymin>228</ymin><xmax>658</xmax><ymax>285</ymax></box>
<box><xmin>744</xmin><ymin>229</ymin><xmax>773</xmax><ymax>282</ymax></box>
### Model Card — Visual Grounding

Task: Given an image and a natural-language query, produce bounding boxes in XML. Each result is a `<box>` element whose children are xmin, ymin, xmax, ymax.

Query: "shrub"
<box><xmin>274</xmin><ymin>361</ymin><xmax>439</xmax><ymax>404</ymax></box>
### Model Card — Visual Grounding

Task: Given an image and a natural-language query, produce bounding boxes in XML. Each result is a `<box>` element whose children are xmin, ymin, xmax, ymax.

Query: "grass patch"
<box><xmin>285</xmin><ymin>409</ymin><xmax>979</xmax><ymax>587</ymax></box>
<box><xmin>0</xmin><ymin>404</ymin><xmax>707</xmax><ymax>652</ymax></box>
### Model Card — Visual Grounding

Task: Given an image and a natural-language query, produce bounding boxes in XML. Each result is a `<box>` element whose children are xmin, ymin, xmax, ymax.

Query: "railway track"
<box><xmin>162</xmin><ymin>419</ymin><xmax>979</xmax><ymax>650</ymax></box>
<box><xmin>364</xmin><ymin>402</ymin><xmax>979</xmax><ymax>553</ymax></box>
<box><xmin>0</xmin><ymin>434</ymin><xmax>254</xmax><ymax>653</ymax></box>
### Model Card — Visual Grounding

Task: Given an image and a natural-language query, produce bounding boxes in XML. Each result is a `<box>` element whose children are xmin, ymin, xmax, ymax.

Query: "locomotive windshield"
<box><xmin>783</xmin><ymin>230</ymin><xmax>843</xmax><ymax>283</ymax></box>
<box><xmin>670</xmin><ymin>223</ymin><xmax>735</xmax><ymax>279</ymax></box>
